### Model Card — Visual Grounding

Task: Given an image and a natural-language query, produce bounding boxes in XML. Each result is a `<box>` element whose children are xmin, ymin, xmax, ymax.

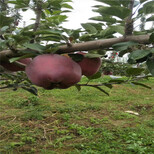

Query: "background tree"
<box><xmin>0</xmin><ymin>0</ymin><xmax>153</xmax><ymax>95</ymax></box>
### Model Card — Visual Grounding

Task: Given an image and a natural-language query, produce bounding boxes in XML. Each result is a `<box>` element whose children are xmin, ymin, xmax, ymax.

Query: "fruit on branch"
<box><xmin>76</xmin><ymin>52</ymin><xmax>102</xmax><ymax>77</ymax></box>
<box><xmin>25</xmin><ymin>54</ymin><xmax>82</xmax><ymax>90</ymax></box>
<box><xmin>0</xmin><ymin>58</ymin><xmax>32</xmax><ymax>72</ymax></box>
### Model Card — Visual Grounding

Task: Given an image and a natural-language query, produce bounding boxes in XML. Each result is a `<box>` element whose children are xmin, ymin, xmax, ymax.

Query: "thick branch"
<box><xmin>57</xmin><ymin>35</ymin><xmax>150</xmax><ymax>53</ymax></box>
<box><xmin>0</xmin><ymin>35</ymin><xmax>150</xmax><ymax>60</ymax></box>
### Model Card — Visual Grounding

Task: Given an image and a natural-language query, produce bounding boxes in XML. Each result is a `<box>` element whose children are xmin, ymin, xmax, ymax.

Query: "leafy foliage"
<box><xmin>0</xmin><ymin>0</ymin><xmax>154</xmax><ymax>94</ymax></box>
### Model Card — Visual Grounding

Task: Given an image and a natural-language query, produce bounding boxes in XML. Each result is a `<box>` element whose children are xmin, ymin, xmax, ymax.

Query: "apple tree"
<box><xmin>0</xmin><ymin>0</ymin><xmax>154</xmax><ymax>96</ymax></box>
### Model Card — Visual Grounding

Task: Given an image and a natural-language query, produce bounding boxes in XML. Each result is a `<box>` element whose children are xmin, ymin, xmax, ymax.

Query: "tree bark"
<box><xmin>0</xmin><ymin>35</ymin><xmax>150</xmax><ymax>61</ymax></box>
<box><xmin>57</xmin><ymin>34</ymin><xmax>150</xmax><ymax>53</ymax></box>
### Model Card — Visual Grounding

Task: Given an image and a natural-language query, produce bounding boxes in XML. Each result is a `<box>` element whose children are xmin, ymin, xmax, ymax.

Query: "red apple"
<box><xmin>25</xmin><ymin>54</ymin><xmax>82</xmax><ymax>90</ymax></box>
<box><xmin>0</xmin><ymin>58</ymin><xmax>32</xmax><ymax>72</ymax></box>
<box><xmin>76</xmin><ymin>52</ymin><xmax>102</xmax><ymax>77</ymax></box>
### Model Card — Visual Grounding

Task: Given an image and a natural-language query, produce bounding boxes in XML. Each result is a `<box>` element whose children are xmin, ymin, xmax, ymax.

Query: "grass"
<box><xmin>0</xmin><ymin>76</ymin><xmax>154</xmax><ymax>154</ymax></box>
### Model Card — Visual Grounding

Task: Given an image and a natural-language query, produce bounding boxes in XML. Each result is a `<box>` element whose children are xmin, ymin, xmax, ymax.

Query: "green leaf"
<box><xmin>104</xmin><ymin>83</ymin><xmax>113</xmax><ymax>89</ymax></box>
<box><xmin>22</xmin><ymin>86</ymin><xmax>38</xmax><ymax>96</ymax></box>
<box><xmin>119</xmin><ymin>0</ymin><xmax>130</xmax><ymax>7</ymax></box>
<box><xmin>68</xmin><ymin>54</ymin><xmax>84</xmax><ymax>62</ymax></box>
<box><xmin>9</xmin><ymin>54</ymin><xmax>33</xmax><ymax>63</ymax></box>
<box><xmin>140</xmin><ymin>0</ymin><xmax>147</xmax><ymax>3</ymax></box>
<box><xmin>9</xmin><ymin>0</ymin><xmax>30</xmax><ymax>8</ymax></box>
<box><xmin>9</xmin><ymin>142</ymin><xmax>24</xmax><ymax>147</ymax></box>
<box><xmin>0</xmin><ymin>14</ymin><xmax>14</xmax><ymax>27</ymax></box>
<box><xmin>46</xmin><ymin>15</ymin><xmax>67</xmax><ymax>25</ymax></box>
<box><xmin>126</xmin><ymin>68</ymin><xmax>144</xmax><ymax>77</ymax></box>
<box><xmin>23</xmin><ymin>43</ymin><xmax>46</xmax><ymax>52</ymax></box>
<box><xmin>150</xmin><ymin>48</ymin><xmax>154</xmax><ymax>54</ymax></box>
<box><xmin>95</xmin><ymin>6</ymin><xmax>131</xmax><ymax>19</ymax></box>
<box><xmin>146</xmin><ymin>57</ymin><xmax>154</xmax><ymax>76</ymax></box>
<box><xmin>62</xmin><ymin>3</ymin><xmax>73</xmax><ymax>9</ymax></box>
<box><xmin>134</xmin><ymin>0</ymin><xmax>140</xmax><ymax>7</ymax></box>
<box><xmin>0</xmin><ymin>26</ymin><xmax>9</xmax><ymax>32</ymax></box>
<box><xmin>128</xmin><ymin>50</ymin><xmax>151</xmax><ymax>64</ymax></box>
<box><xmin>90</xmin><ymin>16</ymin><xmax>117</xmax><ymax>24</ymax></box>
<box><xmin>20</xmin><ymin>49</ymin><xmax>39</xmax><ymax>55</ymax></box>
<box><xmin>81</xmin><ymin>23</ymin><xmax>98</xmax><ymax>34</ymax></box>
<box><xmin>95</xmin><ymin>0</ymin><xmax>120</xmax><ymax>6</ymax></box>
<box><xmin>8</xmin><ymin>1</ymin><xmax>19</xmax><ymax>4</ymax></box>
<box><xmin>12</xmin><ymin>35</ymin><xmax>31</xmax><ymax>45</ymax></box>
<box><xmin>149</xmin><ymin>33</ymin><xmax>154</xmax><ymax>43</ymax></box>
<box><xmin>9</xmin><ymin>57</ymin><xmax>23</xmax><ymax>63</ymax></box>
<box><xmin>131</xmin><ymin>82</ymin><xmax>151</xmax><ymax>89</ymax></box>
<box><xmin>109</xmin><ymin>79</ymin><xmax>124</xmax><ymax>84</ymax></box>
<box><xmin>88</xmin><ymin>23</ymin><xmax>103</xmax><ymax>31</ymax></box>
<box><xmin>133</xmin><ymin>31</ymin><xmax>147</xmax><ymax>35</ymax></box>
<box><xmin>35</xmin><ymin>29</ymin><xmax>62</xmax><ymax>35</ymax></box>
<box><xmin>146</xmin><ymin>15</ymin><xmax>154</xmax><ymax>22</ymax></box>
<box><xmin>38</xmin><ymin>36</ymin><xmax>61</xmax><ymax>42</ymax></box>
<box><xmin>84</xmin><ymin>53</ymin><xmax>102</xmax><ymax>58</ymax></box>
<box><xmin>100</xmin><ymin>25</ymin><xmax>125</xmax><ymax>37</ymax></box>
<box><xmin>75</xmin><ymin>85</ymin><xmax>81</xmax><ymax>91</ymax></box>
<box><xmin>87</xmin><ymin>72</ymin><xmax>102</xmax><ymax>80</ymax></box>
<box><xmin>112</xmin><ymin>41</ymin><xmax>138</xmax><ymax>52</ymax></box>
<box><xmin>69</xmin><ymin>29</ymin><xmax>81</xmax><ymax>40</ymax></box>
<box><xmin>79</xmin><ymin>34</ymin><xmax>95</xmax><ymax>41</ymax></box>
<box><xmin>139</xmin><ymin>1</ymin><xmax>154</xmax><ymax>15</ymax></box>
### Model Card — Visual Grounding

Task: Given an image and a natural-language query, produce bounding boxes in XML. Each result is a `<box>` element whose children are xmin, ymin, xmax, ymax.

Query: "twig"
<box><xmin>76</xmin><ymin>75</ymin><xmax>151</xmax><ymax>88</ymax></box>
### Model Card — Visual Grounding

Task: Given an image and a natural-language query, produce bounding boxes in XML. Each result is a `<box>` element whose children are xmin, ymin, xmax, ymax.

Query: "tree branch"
<box><xmin>0</xmin><ymin>35</ymin><xmax>150</xmax><ymax>61</ymax></box>
<box><xmin>76</xmin><ymin>75</ymin><xmax>152</xmax><ymax>89</ymax></box>
<box><xmin>57</xmin><ymin>35</ymin><xmax>150</xmax><ymax>54</ymax></box>
<box><xmin>124</xmin><ymin>0</ymin><xmax>134</xmax><ymax>36</ymax></box>
<box><xmin>33</xmin><ymin>1</ymin><xmax>42</xmax><ymax>32</ymax></box>
<box><xmin>30</xmin><ymin>0</ymin><xmax>42</xmax><ymax>43</ymax></box>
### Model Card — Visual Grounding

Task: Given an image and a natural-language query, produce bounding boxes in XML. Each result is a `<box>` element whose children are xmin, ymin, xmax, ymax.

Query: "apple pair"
<box><xmin>25</xmin><ymin>52</ymin><xmax>102</xmax><ymax>90</ymax></box>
